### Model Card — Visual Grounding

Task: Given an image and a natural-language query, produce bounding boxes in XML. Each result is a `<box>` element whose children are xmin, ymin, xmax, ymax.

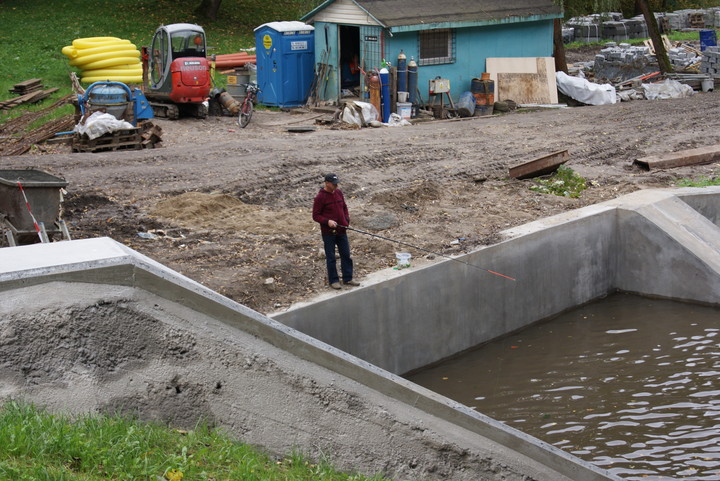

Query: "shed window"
<box><xmin>418</xmin><ymin>29</ymin><xmax>455</xmax><ymax>65</ymax></box>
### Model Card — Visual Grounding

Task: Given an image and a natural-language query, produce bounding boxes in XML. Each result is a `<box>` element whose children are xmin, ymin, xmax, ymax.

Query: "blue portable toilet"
<box><xmin>254</xmin><ymin>21</ymin><xmax>315</xmax><ymax>107</ymax></box>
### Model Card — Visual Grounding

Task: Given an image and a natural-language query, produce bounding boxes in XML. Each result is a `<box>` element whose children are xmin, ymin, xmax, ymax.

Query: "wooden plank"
<box><xmin>509</xmin><ymin>150</ymin><xmax>569</xmax><ymax>179</ymax></box>
<box><xmin>634</xmin><ymin>144</ymin><xmax>720</xmax><ymax>170</ymax></box>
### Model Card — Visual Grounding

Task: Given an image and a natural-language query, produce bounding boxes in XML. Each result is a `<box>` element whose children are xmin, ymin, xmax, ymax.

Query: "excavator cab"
<box><xmin>143</xmin><ymin>23</ymin><xmax>211</xmax><ymax>118</ymax></box>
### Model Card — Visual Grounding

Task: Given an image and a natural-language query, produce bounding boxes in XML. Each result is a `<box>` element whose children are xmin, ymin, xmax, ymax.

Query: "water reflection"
<box><xmin>407</xmin><ymin>293</ymin><xmax>720</xmax><ymax>480</ymax></box>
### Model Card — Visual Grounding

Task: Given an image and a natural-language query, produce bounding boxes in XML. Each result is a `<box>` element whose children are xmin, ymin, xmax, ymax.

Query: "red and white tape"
<box><xmin>17</xmin><ymin>181</ymin><xmax>43</xmax><ymax>242</ymax></box>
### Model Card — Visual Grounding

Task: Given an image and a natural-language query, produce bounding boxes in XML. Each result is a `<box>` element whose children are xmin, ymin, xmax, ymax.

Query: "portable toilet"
<box><xmin>254</xmin><ymin>21</ymin><xmax>315</xmax><ymax>107</ymax></box>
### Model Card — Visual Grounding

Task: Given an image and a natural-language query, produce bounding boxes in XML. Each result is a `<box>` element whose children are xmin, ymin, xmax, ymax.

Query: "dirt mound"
<box><xmin>152</xmin><ymin>192</ymin><xmax>315</xmax><ymax>236</ymax></box>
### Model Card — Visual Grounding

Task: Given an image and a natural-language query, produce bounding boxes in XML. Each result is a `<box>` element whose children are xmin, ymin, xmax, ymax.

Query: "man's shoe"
<box><xmin>343</xmin><ymin>280</ymin><xmax>360</xmax><ymax>286</ymax></box>
<box><xmin>330</xmin><ymin>282</ymin><xmax>342</xmax><ymax>290</ymax></box>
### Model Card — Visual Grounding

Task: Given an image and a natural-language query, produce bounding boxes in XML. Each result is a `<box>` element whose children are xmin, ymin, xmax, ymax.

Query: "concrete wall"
<box><xmin>0</xmin><ymin>238</ymin><xmax>616</xmax><ymax>481</ymax></box>
<box><xmin>275</xmin><ymin>187</ymin><xmax>720</xmax><ymax>375</ymax></box>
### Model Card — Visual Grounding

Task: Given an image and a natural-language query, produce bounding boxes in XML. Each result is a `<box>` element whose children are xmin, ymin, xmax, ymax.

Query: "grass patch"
<box><xmin>675</xmin><ymin>173</ymin><xmax>720</xmax><ymax>187</ymax></box>
<box><xmin>529</xmin><ymin>165</ymin><xmax>588</xmax><ymax>198</ymax></box>
<box><xmin>0</xmin><ymin>0</ymin><xmax>322</xmax><ymax>122</ymax></box>
<box><xmin>0</xmin><ymin>400</ymin><xmax>387</xmax><ymax>481</ymax></box>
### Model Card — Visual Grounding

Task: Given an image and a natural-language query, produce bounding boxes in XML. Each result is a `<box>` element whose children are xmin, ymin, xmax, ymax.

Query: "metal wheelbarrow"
<box><xmin>0</xmin><ymin>168</ymin><xmax>71</xmax><ymax>247</ymax></box>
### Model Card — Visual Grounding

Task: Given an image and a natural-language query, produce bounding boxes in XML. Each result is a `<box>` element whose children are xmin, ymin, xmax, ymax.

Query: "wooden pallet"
<box><xmin>72</xmin><ymin>128</ymin><xmax>143</xmax><ymax>153</ymax></box>
<box><xmin>689</xmin><ymin>14</ymin><xmax>705</xmax><ymax>29</ymax></box>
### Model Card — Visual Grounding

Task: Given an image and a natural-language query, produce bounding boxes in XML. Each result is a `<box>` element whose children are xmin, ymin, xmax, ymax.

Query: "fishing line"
<box><xmin>339</xmin><ymin>225</ymin><xmax>516</xmax><ymax>281</ymax></box>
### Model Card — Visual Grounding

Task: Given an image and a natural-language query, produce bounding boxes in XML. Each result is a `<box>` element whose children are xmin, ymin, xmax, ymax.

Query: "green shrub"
<box><xmin>529</xmin><ymin>165</ymin><xmax>588</xmax><ymax>198</ymax></box>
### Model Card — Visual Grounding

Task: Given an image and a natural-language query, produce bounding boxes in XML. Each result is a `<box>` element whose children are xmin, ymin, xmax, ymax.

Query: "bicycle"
<box><xmin>238</xmin><ymin>83</ymin><xmax>260</xmax><ymax>128</ymax></box>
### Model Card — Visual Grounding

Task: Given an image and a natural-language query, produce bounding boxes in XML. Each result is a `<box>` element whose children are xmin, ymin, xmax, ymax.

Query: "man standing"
<box><xmin>312</xmin><ymin>173</ymin><xmax>360</xmax><ymax>289</ymax></box>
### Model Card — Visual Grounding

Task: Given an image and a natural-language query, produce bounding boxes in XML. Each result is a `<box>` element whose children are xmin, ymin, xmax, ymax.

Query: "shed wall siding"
<box><xmin>386</xmin><ymin>20</ymin><xmax>554</xmax><ymax>103</ymax></box>
<box><xmin>312</xmin><ymin>0</ymin><xmax>380</xmax><ymax>26</ymax></box>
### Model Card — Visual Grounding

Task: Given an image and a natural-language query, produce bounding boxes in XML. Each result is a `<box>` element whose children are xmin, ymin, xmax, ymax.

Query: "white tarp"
<box><xmin>340</xmin><ymin>101</ymin><xmax>379</xmax><ymax>127</ymax></box>
<box><xmin>556</xmin><ymin>71</ymin><xmax>617</xmax><ymax>105</ymax></box>
<box><xmin>642</xmin><ymin>79</ymin><xmax>695</xmax><ymax>100</ymax></box>
<box><xmin>75</xmin><ymin>111</ymin><xmax>134</xmax><ymax>140</ymax></box>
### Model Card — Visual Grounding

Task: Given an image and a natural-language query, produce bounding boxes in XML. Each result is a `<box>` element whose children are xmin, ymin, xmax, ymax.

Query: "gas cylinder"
<box><xmin>408</xmin><ymin>57</ymin><xmax>418</xmax><ymax>104</ymax></box>
<box><xmin>397</xmin><ymin>50</ymin><xmax>407</xmax><ymax>94</ymax></box>
<box><xmin>368</xmin><ymin>72</ymin><xmax>381</xmax><ymax>119</ymax></box>
<box><xmin>379</xmin><ymin>67</ymin><xmax>390</xmax><ymax>123</ymax></box>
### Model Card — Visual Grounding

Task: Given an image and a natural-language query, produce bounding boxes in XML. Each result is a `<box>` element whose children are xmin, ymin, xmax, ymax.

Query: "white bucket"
<box><xmin>396</xmin><ymin>102</ymin><xmax>412</xmax><ymax>119</ymax></box>
<box><xmin>396</xmin><ymin>252</ymin><xmax>411</xmax><ymax>267</ymax></box>
<box><xmin>397</xmin><ymin>91</ymin><xmax>409</xmax><ymax>102</ymax></box>
<box><xmin>701</xmin><ymin>78</ymin><xmax>714</xmax><ymax>92</ymax></box>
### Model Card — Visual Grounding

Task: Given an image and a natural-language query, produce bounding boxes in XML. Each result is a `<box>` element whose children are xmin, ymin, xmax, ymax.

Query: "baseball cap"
<box><xmin>324</xmin><ymin>173</ymin><xmax>339</xmax><ymax>184</ymax></box>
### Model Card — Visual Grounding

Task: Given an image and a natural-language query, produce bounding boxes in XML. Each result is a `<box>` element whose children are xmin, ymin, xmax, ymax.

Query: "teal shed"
<box><xmin>301</xmin><ymin>0</ymin><xmax>563</xmax><ymax>104</ymax></box>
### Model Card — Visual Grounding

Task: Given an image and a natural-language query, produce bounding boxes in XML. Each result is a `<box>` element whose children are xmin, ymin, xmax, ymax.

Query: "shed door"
<box><xmin>359</xmin><ymin>26</ymin><xmax>384</xmax><ymax>93</ymax></box>
<box><xmin>313</xmin><ymin>22</ymin><xmax>339</xmax><ymax>102</ymax></box>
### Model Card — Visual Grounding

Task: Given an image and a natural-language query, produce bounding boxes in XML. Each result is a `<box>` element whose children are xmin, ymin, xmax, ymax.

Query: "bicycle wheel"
<box><xmin>238</xmin><ymin>99</ymin><xmax>254</xmax><ymax>128</ymax></box>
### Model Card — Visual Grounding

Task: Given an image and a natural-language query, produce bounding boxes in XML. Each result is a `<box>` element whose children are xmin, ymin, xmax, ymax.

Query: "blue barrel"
<box><xmin>380</xmin><ymin>68</ymin><xmax>391</xmax><ymax>123</ymax></box>
<box><xmin>700</xmin><ymin>29</ymin><xmax>717</xmax><ymax>51</ymax></box>
<box><xmin>397</xmin><ymin>51</ymin><xmax>407</xmax><ymax>93</ymax></box>
<box><xmin>471</xmin><ymin>74</ymin><xmax>494</xmax><ymax>116</ymax></box>
<box><xmin>408</xmin><ymin>58</ymin><xmax>418</xmax><ymax>104</ymax></box>
<box><xmin>457</xmin><ymin>91</ymin><xmax>476</xmax><ymax>117</ymax></box>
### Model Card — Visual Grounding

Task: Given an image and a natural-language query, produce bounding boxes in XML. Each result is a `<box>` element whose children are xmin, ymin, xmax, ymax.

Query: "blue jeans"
<box><xmin>322</xmin><ymin>234</ymin><xmax>353</xmax><ymax>284</ymax></box>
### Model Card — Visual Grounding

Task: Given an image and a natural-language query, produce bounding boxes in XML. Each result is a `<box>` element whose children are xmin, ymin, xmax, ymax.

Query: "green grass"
<box><xmin>564</xmin><ymin>29</ymin><xmax>714</xmax><ymax>49</ymax></box>
<box><xmin>0</xmin><ymin>0</ymin><xmax>321</xmax><ymax>123</ymax></box>
<box><xmin>0</xmin><ymin>401</ymin><xmax>388</xmax><ymax>481</ymax></box>
<box><xmin>529</xmin><ymin>165</ymin><xmax>588</xmax><ymax>198</ymax></box>
<box><xmin>675</xmin><ymin>173</ymin><xmax>720</xmax><ymax>186</ymax></box>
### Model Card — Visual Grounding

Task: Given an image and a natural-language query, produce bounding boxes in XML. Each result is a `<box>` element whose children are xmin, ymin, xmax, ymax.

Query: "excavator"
<box><xmin>142</xmin><ymin>23</ymin><xmax>211</xmax><ymax>119</ymax></box>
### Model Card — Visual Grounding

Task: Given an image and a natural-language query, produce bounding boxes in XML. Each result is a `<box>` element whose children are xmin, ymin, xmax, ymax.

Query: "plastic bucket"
<box><xmin>396</xmin><ymin>252</ymin><xmax>411</xmax><ymax>267</ymax></box>
<box><xmin>397</xmin><ymin>91</ymin><xmax>409</xmax><ymax>102</ymax></box>
<box><xmin>700</xmin><ymin>29</ymin><xmax>717</xmax><ymax>51</ymax></box>
<box><xmin>396</xmin><ymin>102</ymin><xmax>412</xmax><ymax>119</ymax></box>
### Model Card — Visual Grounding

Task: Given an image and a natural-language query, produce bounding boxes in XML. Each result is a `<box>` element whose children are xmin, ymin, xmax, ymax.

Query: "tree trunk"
<box><xmin>195</xmin><ymin>0</ymin><xmax>222</xmax><ymax>21</ymax></box>
<box><xmin>553</xmin><ymin>18</ymin><xmax>569</xmax><ymax>74</ymax></box>
<box><xmin>636</xmin><ymin>0</ymin><xmax>673</xmax><ymax>73</ymax></box>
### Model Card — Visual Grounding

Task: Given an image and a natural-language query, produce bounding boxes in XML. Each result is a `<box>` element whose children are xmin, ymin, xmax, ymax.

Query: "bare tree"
<box><xmin>553</xmin><ymin>18</ymin><xmax>569</xmax><ymax>74</ymax></box>
<box><xmin>195</xmin><ymin>0</ymin><xmax>222</xmax><ymax>21</ymax></box>
<box><xmin>636</xmin><ymin>0</ymin><xmax>673</xmax><ymax>73</ymax></box>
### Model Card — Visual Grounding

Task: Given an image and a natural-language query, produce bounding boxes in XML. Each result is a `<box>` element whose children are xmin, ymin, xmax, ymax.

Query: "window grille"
<box><xmin>418</xmin><ymin>29</ymin><xmax>455</xmax><ymax>65</ymax></box>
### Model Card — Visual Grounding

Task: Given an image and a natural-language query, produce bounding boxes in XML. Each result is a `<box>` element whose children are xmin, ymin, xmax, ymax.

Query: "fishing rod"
<box><xmin>338</xmin><ymin>225</ymin><xmax>516</xmax><ymax>281</ymax></box>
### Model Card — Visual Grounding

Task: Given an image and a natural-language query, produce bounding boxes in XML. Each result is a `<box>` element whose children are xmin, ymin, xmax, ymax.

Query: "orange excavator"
<box><xmin>142</xmin><ymin>23</ymin><xmax>212</xmax><ymax>119</ymax></box>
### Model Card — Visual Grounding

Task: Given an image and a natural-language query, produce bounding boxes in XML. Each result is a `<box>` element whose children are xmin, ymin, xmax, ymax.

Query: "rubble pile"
<box><xmin>593</xmin><ymin>44</ymin><xmax>656</xmax><ymax>81</ymax></box>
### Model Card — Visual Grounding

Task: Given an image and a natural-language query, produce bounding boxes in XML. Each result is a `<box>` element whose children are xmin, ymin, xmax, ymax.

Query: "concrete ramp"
<box><xmin>0</xmin><ymin>239</ymin><xmax>615</xmax><ymax>480</ymax></box>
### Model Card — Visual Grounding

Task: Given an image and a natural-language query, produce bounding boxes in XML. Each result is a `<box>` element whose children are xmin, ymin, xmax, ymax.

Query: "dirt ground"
<box><xmin>6</xmin><ymin>63</ymin><xmax>720</xmax><ymax>315</ymax></box>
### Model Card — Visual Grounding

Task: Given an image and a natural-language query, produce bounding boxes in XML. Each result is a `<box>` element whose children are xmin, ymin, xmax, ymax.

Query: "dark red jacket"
<box><xmin>313</xmin><ymin>188</ymin><xmax>349</xmax><ymax>235</ymax></box>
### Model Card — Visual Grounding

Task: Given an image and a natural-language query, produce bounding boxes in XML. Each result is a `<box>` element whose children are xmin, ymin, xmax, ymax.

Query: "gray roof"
<box><xmin>305</xmin><ymin>0</ymin><xmax>561</xmax><ymax>28</ymax></box>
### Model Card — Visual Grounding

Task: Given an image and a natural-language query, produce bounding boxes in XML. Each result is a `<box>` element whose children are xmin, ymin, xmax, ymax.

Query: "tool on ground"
<box><xmin>141</xmin><ymin>23</ymin><xmax>212</xmax><ymax>119</ymax></box>
<box><xmin>340</xmin><ymin>225</ymin><xmax>516</xmax><ymax>281</ymax></box>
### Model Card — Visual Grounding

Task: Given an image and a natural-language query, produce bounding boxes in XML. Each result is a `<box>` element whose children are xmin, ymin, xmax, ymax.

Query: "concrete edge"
<box><xmin>0</xmin><ymin>237</ymin><xmax>619</xmax><ymax>481</ymax></box>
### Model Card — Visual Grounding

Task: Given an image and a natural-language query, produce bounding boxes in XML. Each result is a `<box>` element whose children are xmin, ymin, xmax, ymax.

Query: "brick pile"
<box><xmin>700</xmin><ymin>46</ymin><xmax>720</xmax><ymax>76</ymax></box>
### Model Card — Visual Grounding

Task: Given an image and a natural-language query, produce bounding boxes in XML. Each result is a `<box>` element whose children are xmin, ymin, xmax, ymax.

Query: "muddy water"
<box><xmin>408</xmin><ymin>293</ymin><xmax>720</xmax><ymax>480</ymax></box>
